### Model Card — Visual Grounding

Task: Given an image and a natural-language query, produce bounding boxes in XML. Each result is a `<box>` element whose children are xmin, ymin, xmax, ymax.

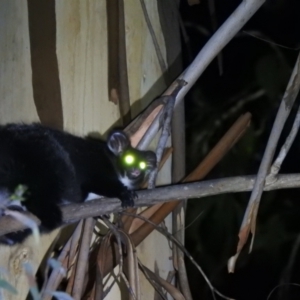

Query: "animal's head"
<box><xmin>107</xmin><ymin>131</ymin><xmax>156</xmax><ymax>189</ymax></box>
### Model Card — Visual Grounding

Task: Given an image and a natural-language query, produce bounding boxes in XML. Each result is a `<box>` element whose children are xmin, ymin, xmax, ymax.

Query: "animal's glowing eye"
<box><xmin>139</xmin><ymin>161</ymin><xmax>146</xmax><ymax>170</ymax></box>
<box><xmin>124</xmin><ymin>154</ymin><xmax>135</xmax><ymax>165</ymax></box>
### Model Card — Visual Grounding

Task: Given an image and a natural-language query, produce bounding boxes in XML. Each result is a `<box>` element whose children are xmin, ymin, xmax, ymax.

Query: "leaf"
<box><xmin>9</xmin><ymin>184</ymin><xmax>28</xmax><ymax>202</ymax></box>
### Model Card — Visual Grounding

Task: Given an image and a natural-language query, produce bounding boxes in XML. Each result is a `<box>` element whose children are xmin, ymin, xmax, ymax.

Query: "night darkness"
<box><xmin>180</xmin><ymin>0</ymin><xmax>300</xmax><ymax>299</ymax></box>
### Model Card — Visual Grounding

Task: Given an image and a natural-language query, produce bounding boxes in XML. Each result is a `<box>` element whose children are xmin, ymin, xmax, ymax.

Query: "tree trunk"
<box><xmin>0</xmin><ymin>1</ymin><xmax>182</xmax><ymax>298</ymax></box>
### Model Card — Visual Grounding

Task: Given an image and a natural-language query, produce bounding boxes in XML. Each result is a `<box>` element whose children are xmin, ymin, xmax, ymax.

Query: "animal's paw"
<box><xmin>120</xmin><ymin>190</ymin><xmax>137</xmax><ymax>208</ymax></box>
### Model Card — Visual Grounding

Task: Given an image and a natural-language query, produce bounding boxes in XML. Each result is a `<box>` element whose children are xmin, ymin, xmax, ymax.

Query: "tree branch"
<box><xmin>1</xmin><ymin>173</ymin><xmax>300</xmax><ymax>237</ymax></box>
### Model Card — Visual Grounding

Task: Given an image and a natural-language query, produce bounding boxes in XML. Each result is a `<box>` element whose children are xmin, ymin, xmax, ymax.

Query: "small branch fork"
<box><xmin>147</xmin><ymin>80</ymin><xmax>187</xmax><ymax>189</ymax></box>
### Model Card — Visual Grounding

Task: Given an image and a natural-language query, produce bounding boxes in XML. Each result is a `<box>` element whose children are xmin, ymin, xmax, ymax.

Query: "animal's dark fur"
<box><xmin>0</xmin><ymin>123</ymin><xmax>156</xmax><ymax>244</ymax></box>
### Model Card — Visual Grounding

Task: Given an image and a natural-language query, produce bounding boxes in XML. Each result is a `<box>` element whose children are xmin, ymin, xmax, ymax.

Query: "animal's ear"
<box><xmin>144</xmin><ymin>151</ymin><xmax>157</xmax><ymax>170</ymax></box>
<box><xmin>107</xmin><ymin>130</ymin><xmax>130</xmax><ymax>155</ymax></box>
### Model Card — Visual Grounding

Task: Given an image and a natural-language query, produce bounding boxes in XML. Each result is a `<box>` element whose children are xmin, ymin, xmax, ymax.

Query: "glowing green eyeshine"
<box><xmin>124</xmin><ymin>154</ymin><xmax>135</xmax><ymax>165</ymax></box>
<box><xmin>139</xmin><ymin>161</ymin><xmax>146</xmax><ymax>170</ymax></box>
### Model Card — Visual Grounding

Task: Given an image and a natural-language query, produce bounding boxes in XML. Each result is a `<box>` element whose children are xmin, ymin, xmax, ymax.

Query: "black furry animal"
<box><xmin>0</xmin><ymin>123</ymin><xmax>156</xmax><ymax>244</ymax></box>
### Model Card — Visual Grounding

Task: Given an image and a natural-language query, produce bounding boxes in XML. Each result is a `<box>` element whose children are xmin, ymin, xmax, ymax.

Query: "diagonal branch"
<box><xmin>129</xmin><ymin>0</ymin><xmax>267</xmax><ymax>149</ymax></box>
<box><xmin>229</xmin><ymin>53</ymin><xmax>300</xmax><ymax>273</ymax></box>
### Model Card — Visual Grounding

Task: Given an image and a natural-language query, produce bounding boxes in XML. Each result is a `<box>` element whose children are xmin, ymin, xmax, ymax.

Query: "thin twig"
<box><xmin>102</xmin><ymin>219</ymin><xmax>137</xmax><ymax>300</ymax></box>
<box><xmin>139</xmin><ymin>0</ymin><xmax>167</xmax><ymax>73</ymax></box>
<box><xmin>41</xmin><ymin>225</ymin><xmax>76</xmax><ymax>299</ymax></box>
<box><xmin>68</xmin><ymin>221</ymin><xmax>83</xmax><ymax>269</ymax></box>
<box><xmin>140</xmin><ymin>262</ymin><xmax>184</xmax><ymax>300</ymax></box>
<box><xmin>269</xmin><ymin>104</ymin><xmax>300</xmax><ymax>176</ymax></box>
<box><xmin>72</xmin><ymin>218</ymin><xmax>95</xmax><ymax>300</ymax></box>
<box><xmin>65</xmin><ymin>222</ymin><xmax>84</xmax><ymax>296</ymax></box>
<box><xmin>147</xmin><ymin>96</ymin><xmax>175</xmax><ymax>189</ymax></box>
<box><xmin>118</xmin><ymin>230</ymin><xmax>140</xmax><ymax>300</ymax></box>
<box><xmin>136</xmin><ymin>80</ymin><xmax>186</xmax><ymax>150</ymax></box>
<box><xmin>231</xmin><ymin>52</ymin><xmax>300</xmax><ymax>272</ymax></box>
<box><xmin>102</xmin><ymin>219</ymin><xmax>124</xmax><ymax>282</ymax></box>
<box><xmin>147</xmin><ymin>80</ymin><xmax>186</xmax><ymax>188</ymax></box>
<box><xmin>122</xmin><ymin>212</ymin><xmax>233</xmax><ymax>300</ymax></box>
<box><xmin>96</xmin><ymin>233</ymin><xmax>113</xmax><ymax>299</ymax></box>
<box><xmin>138</xmin><ymin>259</ymin><xmax>168</xmax><ymax>300</ymax></box>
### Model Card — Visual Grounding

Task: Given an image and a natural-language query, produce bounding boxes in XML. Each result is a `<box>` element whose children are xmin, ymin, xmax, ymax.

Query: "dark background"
<box><xmin>180</xmin><ymin>0</ymin><xmax>300</xmax><ymax>299</ymax></box>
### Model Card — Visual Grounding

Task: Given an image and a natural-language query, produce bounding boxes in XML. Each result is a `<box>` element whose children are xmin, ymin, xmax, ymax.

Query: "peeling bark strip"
<box><xmin>27</xmin><ymin>0</ymin><xmax>63</xmax><ymax>129</ymax></box>
<box><xmin>106</xmin><ymin>0</ymin><xmax>131</xmax><ymax>126</ymax></box>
